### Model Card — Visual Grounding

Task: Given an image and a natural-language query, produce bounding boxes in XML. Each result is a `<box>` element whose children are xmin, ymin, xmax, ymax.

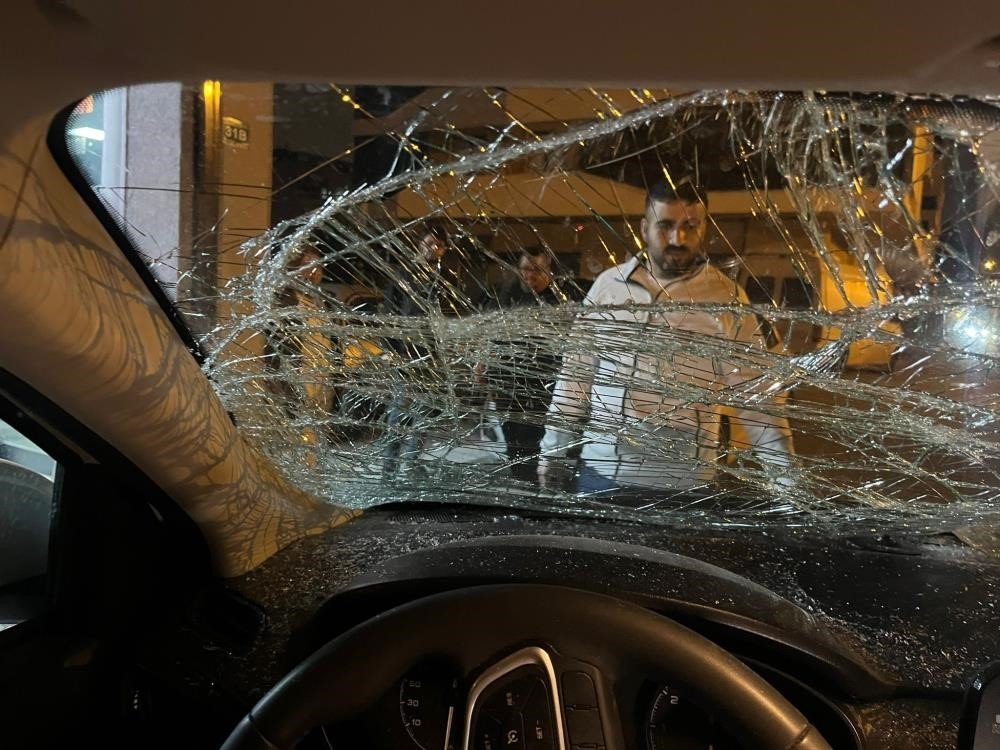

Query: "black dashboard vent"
<box><xmin>189</xmin><ymin>586</ymin><xmax>267</xmax><ymax>655</ymax></box>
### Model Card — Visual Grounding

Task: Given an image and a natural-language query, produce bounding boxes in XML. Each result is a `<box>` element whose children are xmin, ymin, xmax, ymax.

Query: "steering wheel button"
<box><xmin>523</xmin><ymin>679</ymin><xmax>555</xmax><ymax>749</ymax></box>
<box><xmin>499</xmin><ymin>715</ymin><xmax>526</xmax><ymax>750</ymax></box>
<box><xmin>566</xmin><ymin>707</ymin><xmax>605</xmax><ymax>746</ymax></box>
<box><xmin>524</xmin><ymin>720</ymin><xmax>554</xmax><ymax>750</ymax></box>
<box><xmin>562</xmin><ymin>671</ymin><xmax>598</xmax><ymax>708</ymax></box>
<box><xmin>476</xmin><ymin>714</ymin><xmax>504</xmax><ymax>750</ymax></box>
<box><xmin>484</xmin><ymin>670</ymin><xmax>539</xmax><ymax>717</ymax></box>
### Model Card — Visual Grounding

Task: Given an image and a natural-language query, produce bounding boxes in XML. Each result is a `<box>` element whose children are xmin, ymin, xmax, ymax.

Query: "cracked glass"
<box><xmin>65</xmin><ymin>85</ymin><xmax>1000</xmax><ymax>532</ymax></box>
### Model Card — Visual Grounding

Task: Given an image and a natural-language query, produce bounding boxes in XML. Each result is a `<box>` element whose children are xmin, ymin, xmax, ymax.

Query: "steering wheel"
<box><xmin>221</xmin><ymin>584</ymin><xmax>832</xmax><ymax>750</ymax></box>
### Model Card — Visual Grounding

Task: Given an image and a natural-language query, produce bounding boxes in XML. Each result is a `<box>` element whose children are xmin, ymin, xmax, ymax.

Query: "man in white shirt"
<box><xmin>538</xmin><ymin>180</ymin><xmax>795</xmax><ymax>497</ymax></box>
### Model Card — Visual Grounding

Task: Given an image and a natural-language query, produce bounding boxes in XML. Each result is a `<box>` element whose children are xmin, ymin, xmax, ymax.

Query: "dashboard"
<box><xmin>309</xmin><ymin>644</ymin><xmax>861</xmax><ymax>750</ymax></box>
<box><xmin>262</xmin><ymin>577</ymin><xmax>853</xmax><ymax>749</ymax></box>
<box><xmin>140</xmin><ymin>506</ymin><xmax>1000</xmax><ymax>749</ymax></box>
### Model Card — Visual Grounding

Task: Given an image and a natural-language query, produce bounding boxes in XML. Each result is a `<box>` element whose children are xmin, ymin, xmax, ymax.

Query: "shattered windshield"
<box><xmin>65</xmin><ymin>85</ymin><xmax>1000</xmax><ymax>531</ymax></box>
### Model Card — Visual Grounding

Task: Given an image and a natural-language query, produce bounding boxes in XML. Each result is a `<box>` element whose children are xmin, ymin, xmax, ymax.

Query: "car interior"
<box><xmin>3</xmin><ymin>2</ymin><xmax>1000</xmax><ymax>749</ymax></box>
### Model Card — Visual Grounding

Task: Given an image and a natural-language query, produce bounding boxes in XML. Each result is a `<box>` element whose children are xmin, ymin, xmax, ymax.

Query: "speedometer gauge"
<box><xmin>646</xmin><ymin>685</ymin><xmax>737</xmax><ymax>750</ymax></box>
<box><xmin>399</xmin><ymin>669</ymin><xmax>459</xmax><ymax>750</ymax></box>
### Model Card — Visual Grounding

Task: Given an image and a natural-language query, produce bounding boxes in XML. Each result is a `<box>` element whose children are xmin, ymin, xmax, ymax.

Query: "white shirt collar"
<box><xmin>620</xmin><ymin>253</ymin><xmax>709</xmax><ymax>286</ymax></box>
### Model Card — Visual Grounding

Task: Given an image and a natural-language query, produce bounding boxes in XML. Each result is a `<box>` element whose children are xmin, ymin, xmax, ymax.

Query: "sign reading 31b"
<box><xmin>223</xmin><ymin>116</ymin><xmax>250</xmax><ymax>148</ymax></box>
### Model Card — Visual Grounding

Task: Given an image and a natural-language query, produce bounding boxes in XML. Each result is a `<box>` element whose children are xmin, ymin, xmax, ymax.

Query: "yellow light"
<box><xmin>202</xmin><ymin>80</ymin><xmax>221</xmax><ymax>103</ymax></box>
<box><xmin>201</xmin><ymin>81</ymin><xmax>221</xmax><ymax>145</ymax></box>
<box><xmin>985</xmin><ymin>259</ymin><xmax>997</xmax><ymax>271</ymax></box>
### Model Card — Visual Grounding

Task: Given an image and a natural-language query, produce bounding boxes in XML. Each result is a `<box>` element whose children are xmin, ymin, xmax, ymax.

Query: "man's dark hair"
<box><xmin>645</xmin><ymin>179</ymin><xmax>708</xmax><ymax>213</ymax></box>
<box><xmin>424</xmin><ymin>225</ymin><xmax>449</xmax><ymax>243</ymax></box>
<box><xmin>520</xmin><ymin>245</ymin><xmax>551</xmax><ymax>263</ymax></box>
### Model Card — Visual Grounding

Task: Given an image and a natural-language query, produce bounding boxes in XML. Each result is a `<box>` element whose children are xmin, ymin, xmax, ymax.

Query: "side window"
<box><xmin>743</xmin><ymin>275</ymin><xmax>778</xmax><ymax>305</ymax></box>
<box><xmin>0</xmin><ymin>419</ymin><xmax>57</xmax><ymax>628</ymax></box>
<box><xmin>781</xmin><ymin>277</ymin><xmax>815</xmax><ymax>309</ymax></box>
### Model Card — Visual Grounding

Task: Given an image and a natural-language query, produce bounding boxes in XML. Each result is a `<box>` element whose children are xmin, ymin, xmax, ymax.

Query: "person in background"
<box><xmin>483</xmin><ymin>247</ymin><xmax>563</xmax><ymax>481</ymax></box>
<box><xmin>262</xmin><ymin>246</ymin><xmax>335</xmax><ymax>467</ymax></box>
<box><xmin>379</xmin><ymin>227</ymin><xmax>452</xmax><ymax>478</ymax></box>
<box><xmin>379</xmin><ymin>227</ymin><xmax>450</xmax><ymax>318</ymax></box>
<box><xmin>538</xmin><ymin>180</ymin><xmax>795</xmax><ymax>498</ymax></box>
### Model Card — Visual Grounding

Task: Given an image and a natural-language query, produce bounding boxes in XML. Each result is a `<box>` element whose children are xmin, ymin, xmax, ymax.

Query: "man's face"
<box><xmin>293</xmin><ymin>249</ymin><xmax>324</xmax><ymax>286</ymax></box>
<box><xmin>419</xmin><ymin>233</ymin><xmax>448</xmax><ymax>263</ymax></box>
<box><xmin>640</xmin><ymin>199</ymin><xmax>708</xmax><ymax>278</ymax></box>
<box><xmin>518</xmin><ymin>254</ymin><xmax>553</xmax><ymax>293</ymax></box>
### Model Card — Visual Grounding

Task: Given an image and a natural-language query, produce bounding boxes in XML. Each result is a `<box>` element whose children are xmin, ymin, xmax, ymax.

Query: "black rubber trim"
<box><xmin>46</xmin><ymin>102</ymin><xmax>208</xmax><ymax>367</ymax></box>
<box><xmin>0</xmin><ymin>373</ymin><xmax>79</xmax><ymax>619</ymax></box>
<box><xmin>0</xmin><ymin>367</ymin><xmax>212</xmax><ymax>605</ymax></box>
<box><xmin>0</xmin><ymin>382</ymin><xmax>80</xmax><ymax>471</ymax></box>
<box><xmin>0</xmin><ymin>366</ymin><xmax>170</xmax><ymax>502</ymax></box>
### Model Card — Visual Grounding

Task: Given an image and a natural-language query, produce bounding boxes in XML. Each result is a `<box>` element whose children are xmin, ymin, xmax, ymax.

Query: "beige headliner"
<box><xmin>3</xmin><ymin>0</ymin><xmax>1000</xmax><ymax>138</ymax></box>
<box><xmin>1</xmin><ymin>0</ymin><xmax>999</xmax><ymax>576</ymax></box>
